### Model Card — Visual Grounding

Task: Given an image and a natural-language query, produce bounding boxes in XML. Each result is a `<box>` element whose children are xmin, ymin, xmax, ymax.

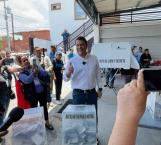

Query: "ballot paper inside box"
<box><xmin>5</xmin><ymin>107</ymin><xmax>47</xmax><ymax>145</ymax></box>
<box><xmin>62</xmin><ymin>105</ymin><xmax>97</xmax><ymax>145</ymax></box>
<box><xmin>146</xmin><ymin>92</ymin><xmax>161</xmax><ymax>121</ymax></box>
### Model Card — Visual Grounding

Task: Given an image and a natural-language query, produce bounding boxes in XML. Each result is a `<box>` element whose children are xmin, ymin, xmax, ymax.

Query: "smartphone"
<box><xmin>143</xmin><ymin>68</ymin><xmax>161</xmax><ymax>91</ymax></box>
<box><xmin>33</xmin><ymin>59</ymin><xmax>36</xmax><ymax>65</ymax></box>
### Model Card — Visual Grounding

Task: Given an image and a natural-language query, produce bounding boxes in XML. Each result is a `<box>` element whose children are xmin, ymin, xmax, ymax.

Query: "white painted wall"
<box><xmin>100</xmin><ymin>21</ymin><xmax>161</xmax><ymax>59</ymax></box>
<box><xmin>49</xmin><ymin>0</ymin><xmax>88</xmax><ymax>45</ymax></box>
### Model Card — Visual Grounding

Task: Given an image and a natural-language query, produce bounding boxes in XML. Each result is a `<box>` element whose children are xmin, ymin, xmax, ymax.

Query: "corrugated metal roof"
<box><xmin>94</xmin><ymin>0</ymin><xmax>160</xmax><ymax>14</ymax></box>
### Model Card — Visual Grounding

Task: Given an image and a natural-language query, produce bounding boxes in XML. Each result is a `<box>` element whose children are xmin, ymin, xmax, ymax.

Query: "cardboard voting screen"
<box><xmin>92</xmin><ymin>42</ymin><xmax>131</xmax><ymax>69</ymax></box>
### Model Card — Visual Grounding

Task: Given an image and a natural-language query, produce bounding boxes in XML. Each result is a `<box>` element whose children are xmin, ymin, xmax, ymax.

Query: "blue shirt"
<box><xmin>62</xmin><ymin>32</ymin><xmax>69</xmax><ymax>41</ymax></box>
<box><xmin>49</xmin><ymin>52</ymin><xmax>56</xmax><ymax>62</ymax></box>
<box><xmin>135</xmin><ymin>52</ymin><xmax>143</xmax><ymax>63</ymax></box>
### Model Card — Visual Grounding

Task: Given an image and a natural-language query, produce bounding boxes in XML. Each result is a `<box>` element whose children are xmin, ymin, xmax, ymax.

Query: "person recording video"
<box><xmin>108</xmin><ymin>70</ymin><xmax>148</xmax><ymax>145</ymax></box>
<box><xmin>30</xmin><ymin>47</ymin><xmax>54</xmax><ymax>107</ymax></box>
<box><xmin>18</xmin><ymin>56</ymin><xmax>54</xmax><ymax>130</ymax></box>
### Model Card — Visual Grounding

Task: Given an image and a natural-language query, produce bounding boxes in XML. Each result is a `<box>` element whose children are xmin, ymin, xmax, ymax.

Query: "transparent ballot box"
<box><xmin>5</xmin><ymin>107</ymin><xmax>47</xmax><ymax>145</ymax></box>
<box><xmin>62</xmin><ymin>105</ymin><xmax>97</xmax><ymax>145</ymax></box>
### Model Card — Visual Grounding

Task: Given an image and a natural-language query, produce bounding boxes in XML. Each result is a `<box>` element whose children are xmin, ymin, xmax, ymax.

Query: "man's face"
<box><xmin>35</xmin><ymin>49</ymin><xmax>41</xmax><ymax>58</ymax></box>
<box><xmin>56</xmin><ymin>54</ymin><xmax>62</xmax><ymax>60</ymax></box>
<box><xmin>51</xmin><ymin>47</ymin><xmax>56</xmax><ymax>52</ymax></box>
<box><xmin>76</xmin><ymin>40</ymin><xmax>87</xmax><ymax>56</ymax></box>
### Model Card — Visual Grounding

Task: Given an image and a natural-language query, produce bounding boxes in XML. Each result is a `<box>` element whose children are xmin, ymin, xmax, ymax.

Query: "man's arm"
<box><xmin>108</xmin><ymin>70</ymin><xmax>148</xmax><ymax>145</ymax></box>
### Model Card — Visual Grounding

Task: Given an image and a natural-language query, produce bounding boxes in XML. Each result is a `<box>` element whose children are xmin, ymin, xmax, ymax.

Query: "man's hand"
<box><xmin>116</xmin><ymin>70</ymin><xmax>148</xmax><ymax>123</ymax></box>
<box><xmin>66</xmin><ymin>63</ymin><xmax>74</xmax><ymax>78</ymax></box>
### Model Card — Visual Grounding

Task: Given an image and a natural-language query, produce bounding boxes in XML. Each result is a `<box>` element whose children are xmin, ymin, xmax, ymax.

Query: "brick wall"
<box><xmin>1</xmin><ymin>30</ymin><xmax>50</xmax><ymax>52</ymax></box>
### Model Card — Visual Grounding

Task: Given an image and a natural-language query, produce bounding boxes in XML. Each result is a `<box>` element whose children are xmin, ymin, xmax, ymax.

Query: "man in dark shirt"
<box><xmin>140</xmin><ymin>49</ymin><xmax>152</xmax><ymax>68</ymax></box>
<box><xmin>53</xmin><ymin>52</ymin><xmax>64</xmax><ymax>105</ymax></box>
<box><xmin>61</xmin><ymin>29</ymin><xmax>70</xmax><ymax>53</ymax></box>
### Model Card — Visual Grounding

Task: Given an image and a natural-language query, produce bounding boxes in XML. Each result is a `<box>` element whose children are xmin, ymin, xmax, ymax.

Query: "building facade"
<box><xmin>49</xmin><ymin>0</ymin><xmax>88</xmax><ymax>45</ymax></box>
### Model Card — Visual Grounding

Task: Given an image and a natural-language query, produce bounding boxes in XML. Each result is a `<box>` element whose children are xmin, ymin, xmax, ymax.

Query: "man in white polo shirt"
<box><xmin>64</xmin><ymin>36</ymin><xmax>102</xmax><ymax>113</ymax></box>
<box><xmin>64</xmin><ymin>36</ymin><xmax>102</xmax><ymax>144</ymax></box>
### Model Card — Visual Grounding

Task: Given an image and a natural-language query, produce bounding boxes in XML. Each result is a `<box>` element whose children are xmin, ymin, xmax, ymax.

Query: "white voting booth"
<box><xmin>91</xmin><ymin>42</ymin><xmax>139</xmax><ymax>69</ymax></box>
<box><xmin>91</xmin><ymin>42</ymin><xmax>139</xmax><ymax>94</ymax></box>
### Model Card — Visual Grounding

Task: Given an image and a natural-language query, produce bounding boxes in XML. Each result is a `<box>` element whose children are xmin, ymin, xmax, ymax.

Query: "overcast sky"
<box><xmin>0</xmin><ymin>0</ymin><xmax>49</xmax><ymax>34</ymax></box>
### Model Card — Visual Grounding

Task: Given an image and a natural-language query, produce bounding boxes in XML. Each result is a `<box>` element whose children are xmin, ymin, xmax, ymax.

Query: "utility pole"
<box><xmin>7</xmin><ymin>7</ymin><xmax>15</xmax><ymax>51</ymax></box>
<box><xmin>3</xmin><ymin>0</ymin><xmax>11</xmax><ymax>52</ymax></box>
<box><xmin>11</xmin><ymin>13</ymin><xmax>15</xmax><ymax>51</ymax></box>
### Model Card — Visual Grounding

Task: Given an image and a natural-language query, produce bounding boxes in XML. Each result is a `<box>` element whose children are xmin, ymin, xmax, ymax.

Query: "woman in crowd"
<box><xmin>18</xmin><ymin>56</ymin><xmax>54</xmax><ymax>130</ymax></box>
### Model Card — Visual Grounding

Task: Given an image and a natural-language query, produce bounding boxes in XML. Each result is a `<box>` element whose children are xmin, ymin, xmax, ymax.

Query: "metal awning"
<box><xmin>76</xmin><ymin>0</ymin><xmax>161</xmax><ymax>23</ymax></box>
<box><xmin>94</xmin><ymin>0</ymin><xmax>160</xmax><ymax>13</ymax></box>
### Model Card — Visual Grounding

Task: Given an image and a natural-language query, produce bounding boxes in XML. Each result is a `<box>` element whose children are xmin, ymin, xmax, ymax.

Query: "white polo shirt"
<box><xmin>64</xmin><ymin>54</ymin><xmax>102</xmax><ymax>90</ymax></box>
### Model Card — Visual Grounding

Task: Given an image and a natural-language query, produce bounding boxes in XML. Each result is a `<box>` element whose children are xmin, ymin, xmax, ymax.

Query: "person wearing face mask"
<box><xmin>63</xmin><ymin>36</ymin><xmax>102</xmax><ymax>145</ymax></box>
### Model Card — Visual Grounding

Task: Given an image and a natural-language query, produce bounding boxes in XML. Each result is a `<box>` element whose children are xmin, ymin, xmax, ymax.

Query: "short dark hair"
<box><xmin>76</xmin><ymin>36</ymin><xmax>87</xmax><ymax>46</ymax></box>
<box><xmin>145</xmin><ymin>49</ymin><xmax>149</xmax><ymax>52</ymax></box>
<box><xmin>51</xmin><ymin>45</ymin><xmax>56</xmax><ymax>49</ymax></box>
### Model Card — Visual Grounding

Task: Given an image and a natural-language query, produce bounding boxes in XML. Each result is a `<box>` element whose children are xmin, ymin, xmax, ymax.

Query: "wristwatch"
<box><xmin>98</xmin><ymin>88</ymin><xmax>102</xmax><ymax>92</ymax></box>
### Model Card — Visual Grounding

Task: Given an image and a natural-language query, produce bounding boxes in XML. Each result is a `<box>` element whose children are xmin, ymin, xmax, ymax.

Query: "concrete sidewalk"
<box><xmin>46</xmin><ymin>75</ymin><xmax>161</xmax><ymax>145</ymax></box>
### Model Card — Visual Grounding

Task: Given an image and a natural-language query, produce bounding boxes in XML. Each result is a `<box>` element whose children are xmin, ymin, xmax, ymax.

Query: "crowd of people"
<box><xmin>0</xmin><ymin>37</ymin><xmax>150</xmax><ymax>145</ymax></box>
<box><xmin>0</xmin><ymin>44</ymin><xmax>75</xmax><ymax>131</ymax></box>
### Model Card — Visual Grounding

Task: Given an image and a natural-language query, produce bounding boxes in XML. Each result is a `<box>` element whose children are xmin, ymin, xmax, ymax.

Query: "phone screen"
<box><xmin>33</xmin><ymin>59</ymin><xmax>36</xmax><ymax>65</ymax></box>
<box><xmin>143</xmin><ymin>69</ymin><xmax>161</xmax><ymax>91</ymax></box>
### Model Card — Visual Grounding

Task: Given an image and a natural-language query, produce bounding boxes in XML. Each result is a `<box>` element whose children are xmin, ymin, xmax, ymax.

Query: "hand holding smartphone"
<box><xmin>143</xmin><ymin>68</ymin><xmax>161</xmax><ymax>91</ymax></box>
